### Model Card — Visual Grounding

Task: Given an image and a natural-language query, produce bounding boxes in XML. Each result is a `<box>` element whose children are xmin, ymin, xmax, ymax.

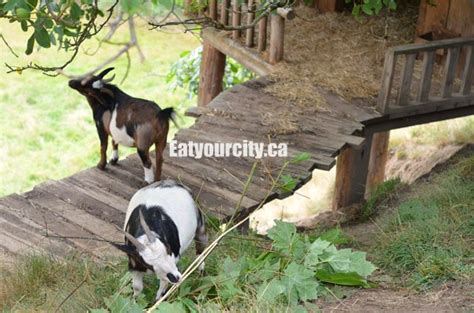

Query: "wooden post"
<box><xmin>220</xmin><ymin>0</ymin><xmax>230</xmax><ymax>25</ymax></box>
<box><xmin>269</xmin><ymin>14</ymin><xmax>284</xmax><ymax>64</ymax></box>
<box><xmin>333</xmin><ymin>134</ymin><xmax>373</xmax><ymax>211</ymax></box>
<box><xmin>245</xmin><ymin>0</ymin><xmax>255</xmax><ymax>47</ymax></box>
<box><xmin>209</xmin><ymin>0</ymin><xmax>218</xmax><ymax>20</ymax></box>
<box><xmin>315</xmin><ymin>0</ymin><xmax>344</xmax><ymax>13</ymax></box>
<box><xmin>366</xmin><ymin>131</ymin><xmax>390</xmax><ymax>198</ymax></box>
<box><xmin>257</xmin><ymin>15</ymin><xmax>267</xmax><ymax>52</ymax></box>
<box><xmin>198</xmin><ymin>41</ymin><xmax>226</xmax><ymax>107</ymax></box>
<box><xmin>232</xmin><ymin>0</ymin><xmax>241</xmax><ymax>40</ymax></box>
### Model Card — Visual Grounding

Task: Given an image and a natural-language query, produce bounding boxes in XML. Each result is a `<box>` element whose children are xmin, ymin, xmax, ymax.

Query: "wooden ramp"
<box><xmin>0</xmin><ymin>78</ymin><xmax>378</xmax><ymax>259</ymax></box>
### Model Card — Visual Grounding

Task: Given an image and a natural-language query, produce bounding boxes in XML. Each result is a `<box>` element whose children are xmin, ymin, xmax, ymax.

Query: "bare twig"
<box><xmin>54</xmin><ymin>275</ymin><xmax>88</xmax><ymax>312</ymax></box>
<box><xmin>0</xmin><ymin>34</ymin><xmax>19</xmax><ymax>58</ymax></box>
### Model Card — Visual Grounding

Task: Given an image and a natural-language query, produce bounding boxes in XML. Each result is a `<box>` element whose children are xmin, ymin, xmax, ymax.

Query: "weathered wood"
<box><xmin>201</xmin><ymin>28</ymin><xmax>275</xmax><ymax>75</ymax></box>
<box><xmin>269</xmin><ymin>14</ymin><xmax>284</xmax><ymax>64</ymax></box>
<box><xmin>276</xmin><ymin>8</ymin><xmax>295</xmax><ymax>20</ymax></box>
<box><xmin>377</xmin><ymin>51</ymin><xmax>397</xmax><ymax>114</ymax></box>
<box><xmin>365</xmin><ymin>131</ymin><xmax>390</xmax><ymax>197</ymax></box>
<box><xmin>315</xmin><ymin>0</ymin><xmax>344</xmax><ymax>13</ymax></box>
<box><xmin>460</xmin><ymin>45</ymin><xmax>474</xmax><ymax>95</ymax></box>
<box><xmin>232</xmin><ymin>0</ymin><xmax>241</xmax><ymax>40</ymax></box>
<box><xmin>257</xmin><ymin>15</ymin><xmax>267</xmax><ymax>52</ymax></box>
<box><xmin>198</xmin><ymin>41</ymin><xmax>226</xmax><ymax>107</ymax></box>
<box><xmin>417</xmin><ymin>50</ymin><xmax>435</xmax><ymax>102</ymax></box>
<box><xmin>441</xmin><ymin>47</ymin><xmax>461</xmax><ymax>97</ymax></box>
<box><xmin>245</xmin><ymin>0</ymin><xmax>255</xmax><ymax>47</ymax></box>
<box><xmin>392</xmin><ymin>36</ymin><xmax>474</xmax><ymax>55</ymax></box>
<box><xmin>209</xmin><ymin>0</ymin><xmax>218</xmax><ymax>20</ymax></box>
<box><xmin>220</xmin><ymin>0</ymin><xmax>230</xmax><ymax>25</ymax></box>
<box><xmin>397</xmin><ymin>53</ymin><xmax>416</xmax><ymax>105</ymax></box>
<box><xmin>333</xmin><ymin>134</ymin><xmax>373</xmax><ymax>210</ymax></box>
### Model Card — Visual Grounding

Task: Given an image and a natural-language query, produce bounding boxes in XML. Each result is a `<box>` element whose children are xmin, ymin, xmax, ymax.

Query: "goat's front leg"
<box><xmin>131</xmin><ymin>270</ymin><xmax>144</xmax><ymax>298</ymax></box>
<box><xmin>96</xmin><ymin>122</ymin><xmax>108</xmax><ymax>170</ymax></box>
<box><xmin>137</xmin><ymin>148</ymin><xmax>154</xmax><ymax>184</ymax></box>
<box><xmin>194</xmin><ymin>218</ymin><xmax>208</xmax><ymax>273</ymax></box>
<box><xmin>109</xmin><ymin>140</ymin><xmax>119</xmax><ymax>165</ymax></box>
<box><xmin>155</xmin><ymin>279</ymin><xmax>169</xmax><ymax>300</ymax></box>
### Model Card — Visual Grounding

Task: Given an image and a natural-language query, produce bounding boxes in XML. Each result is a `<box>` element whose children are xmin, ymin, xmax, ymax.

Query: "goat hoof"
<box><xmin>97</xmin><ymin>162</ymin><xmax>107</xmax><ymax>170</ymax></box>
<box><xmin>109</xmin><ymin>158</ymin><xmax>118</xmax><ymax>165</ymax></box>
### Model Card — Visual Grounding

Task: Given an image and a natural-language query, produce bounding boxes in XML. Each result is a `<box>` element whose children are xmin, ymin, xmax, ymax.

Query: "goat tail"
<box><xmin>157</xmin><ymin>107</ymin><xmax>179</xmax><ymax>129</ymax></box>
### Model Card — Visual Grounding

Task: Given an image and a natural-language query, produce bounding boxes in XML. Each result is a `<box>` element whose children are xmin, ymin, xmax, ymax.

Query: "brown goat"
<box><xmin>68</xmin><ymin>67</ymin><xmax>175</xmax><ymax>183</ymax></box>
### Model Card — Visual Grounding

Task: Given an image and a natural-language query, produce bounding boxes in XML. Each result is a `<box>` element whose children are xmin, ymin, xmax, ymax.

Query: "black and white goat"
<box><xmin>120</xmin><ymin>179</ymin><xmax>208</xmax><ymax>300</ymax></box>
<box><xmin>68</xmin><ymin>67</ymin><xmax>176</xmax><ymax>183</ymax></box>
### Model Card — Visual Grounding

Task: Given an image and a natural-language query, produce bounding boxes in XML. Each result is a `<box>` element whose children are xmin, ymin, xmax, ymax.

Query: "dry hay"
<box><xmin>264</xmin><ymin>4</ymin><xmax>419</xmax><ymax>109</ymax></box>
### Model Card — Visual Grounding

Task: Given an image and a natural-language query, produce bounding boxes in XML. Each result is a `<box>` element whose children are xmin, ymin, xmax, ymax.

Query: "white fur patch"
<box><xmin>109</xmin><ymin>108</ymin><xmax>135</xmax><ymax>147</ymax></box>
<box><xmin>112</xmin><ymin>149</ymin><xmax>119</xmax><ymax>160</ymax></box>
<box><xmin>92</xmin><ymin>80</ymin><xmax>103</xmax><ymax>89</ymax></box>
<box><xmin>144</xmin><ymin>166</ymin><xmax>154</xmax><ymax>184</ymax></box>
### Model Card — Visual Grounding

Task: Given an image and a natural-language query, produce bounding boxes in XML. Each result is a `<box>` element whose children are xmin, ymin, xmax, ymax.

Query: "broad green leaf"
<box><xmin>20</xmin><ymin>19</ymin><xmax>27</xmax><ymax>31</ymax></box>
<box><xmin>257</xmin><ymin>277</ymin><xmax>285</xmax><ymax>302</ymax></box>
<box><xmin>15</xmin><ymin>7</ymin><xmax>29</xmax><ymax>19</ymax></box>
<box><xmin>318</xmin><ymin>228</ymin><xmax>350</xmax><ymax>245</ymax></box>
<box><xmin>280</xmin><ymin>174</ymin><xmax>297</xmax><ymax>192</ymax></box>
<box><xmin>34</xmin><ymin>27</ymin><xmax>51</xmax><ymax>48</ymax></box>
<box><xmin>153</xmin><ymin>301</ymin><xmax>187</xmax><ymax>313</ymax></box>
<box><xmin>304</xmin><ymin>238</ymin><xmax>332</xmax><ymax>266</ymax></box>
<box><xmin>104</xmin><ymin>295</ymin><xmax>143</xmax><ymax>313</ymax></box>
<box><xmin>315</xmin><ymin>269</ymin><xmax>369</xmax><ymax>287</ymax></box>
<box><xmin>325</xmin><ymin>249</ymin><xmax>376</xmax><ymax>278</ymax></box>
<box><xmin>70</xmin><ymin>2</ymin><xmax>82</xmax><ymax>20</ymax></box>
<box><xmin>281</xmin><ymin>262</ymin><xmax>319</xmax><ymax>304</ymax></box>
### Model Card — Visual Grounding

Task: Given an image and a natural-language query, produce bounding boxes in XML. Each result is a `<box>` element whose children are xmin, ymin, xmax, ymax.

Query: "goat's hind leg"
<box><xmin>131</xmin><ymin>270</ymin><xmax>145</xmax><ymax>298</ymax></box>
<box><xmin>109</xmin><ymin>140</ymin><xmax>119</xmax><ymax>165</ymax></box>
<box><xmin>137</xmin><ymin>148</ymin><xmax>154</xmax><ymax>184</ymax></box>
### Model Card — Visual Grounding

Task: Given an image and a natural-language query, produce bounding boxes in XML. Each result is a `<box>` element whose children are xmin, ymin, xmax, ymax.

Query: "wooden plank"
<box><xmin>202</xmin><ymin>29</ymin><xmax>274</xmax><ymax>76</ymax></box>
<box><xmin>25</xmin><ymin>188</ymin><xmax>122</xmax><ymax>244</ymax></box>
<box><xmin>209</xmin><ymin>0</ymin><xmax>217</xmax><ymax>20</ymax></box>
<box><xmin>198</xmin><ymin>41</ymin><xmax>226</xmax><ymax>107</ymax></box>
<box><xmin>0</xmin><ymin>194</ymin><xmax>110</xmax><ymax>256</ymax></box>
<box><xmin>377</xmin><ymin>51</ymin><xmax>397</xmax><ymax>114</ymax></box>
<box><xmin>397</xmin><ymin>53</ymin><xmax>416</xmax><ymax>105</ymax></box>
<box><xmin>37</xmin><ymin>181</ymin><xmax>125</xmax><ymax>226</ymax></box>
<box><xmin>460</xmin><ymin>45</ymin><xmax>474</xmax><ymax>95</ymax></box>
<box><xmin>245</xmin><ymin>0</ymin><xmax>255</xmax><ymax>47</ymax></box>
<box><xmin>417</xmin><ymin>50</ymin><xmax>436</xmax><ymax>102</ymax></box>
<box><xmin>232</xmin><ymin>0</ymin><xmax>241</xmax><ymax>40</ymax></box>
<box><xmin>441</xmin><ymin>47</ymin><xmax>461</xmax><ymax>97</ymax></box>
<box><xmin>269</xmin><ymin>14</ymin><xmax>284</xmax><ymax>64</ymax></box>
<box><xmin>392</xmin><ymin>36</ymin><xmax>474</xmax><ymax>55</ymax></box>
<box><xmin>315</xmin><ymin>0</ymin><xmax>344</xmax><ymax>13</ymax></box>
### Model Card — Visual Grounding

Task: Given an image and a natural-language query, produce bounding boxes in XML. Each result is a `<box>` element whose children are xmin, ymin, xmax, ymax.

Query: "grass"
<box><xmin>372</xmin><ymin>151</ymin><xmax>474</xmax><ymax>289</ymax></box>
<box><xmin>0</xmin><ymin>19</ymin><xmax>199</xmax><ymax>197</ymax></box>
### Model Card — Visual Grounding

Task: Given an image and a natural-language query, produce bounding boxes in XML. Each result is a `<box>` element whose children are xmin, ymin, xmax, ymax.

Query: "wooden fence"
<box><xmin>377</xmin><ymin>37</ymin><xmax>474</xmax><ymax>116</ymax></box>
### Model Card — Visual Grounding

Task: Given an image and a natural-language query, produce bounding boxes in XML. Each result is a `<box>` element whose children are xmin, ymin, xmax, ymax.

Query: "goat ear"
<box><xmin>165</xmin><ymin>242</ymin><xmax>172</xmax><ymax>255</ymax></box>
<box><xmin>97</xmin><ymin>67</ymin><xmax>115</xmax><ymax>79</ymax></box>
<box><xmin>100</xmin><ymin>87</ymin><xmax>114</xmax><ymax>97</ymax></box>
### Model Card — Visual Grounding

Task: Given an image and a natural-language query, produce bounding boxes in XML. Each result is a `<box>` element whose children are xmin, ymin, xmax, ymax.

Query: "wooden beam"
<box><xmin>391</xmin><ymin>36</ymin><xmax>474</xmax><ymax>55</ymax></box>
<box><xmin>209</xmin><ymin>0</ymin><xmax>218</xmax><ymax>20</ymax></box>
<box><xmin>441</xmin><ymin>47</ymin><xmax>461</xmax><ymax>98</ymax></box>
<box><xmin>397</xmin><ymin>53</ymin><xmax>416</xmax><ymax>106</ymax></box>
<box><xmin>269</xmin><ymin>14</ymin><xmax>284</xmax><ymax>64</ymax></box>
<box><xmin>198</xmin><ymin>41</ymin><xmax>226</xmax><ymax>107</ymax></box>
<box><xmin>460</xmin><ymin>45</ymin><xmax>474</xmax><ymax>95</ymax></box>
<box><xmin>365</xmin><ymin>131</ymin><xmax>390</xmax><ymax>198</ymax></box>
<box><xmin>333</xmin><ymin>134</ymin><xmax>373</xmax><ymax>211</ymax></box>
<box><xmin>377</xmin><ymin>51</ymin><xmax>397</xmax><ymax>114</ymax></box>
<box><xmin>257</xmin><ymin>15</ymin><xmax>267</xmax><ymax>52</ymax></box>
<box><xmin>245</xmin><ymin>0</ymin><xmax>255</xmax><ymax>47</ymax></box>
<box><xmin>232</xmin><ymin>0</ymin><xmax>241</xmax><ymax>40</ymax></box>
<box><xmin>220</xmin><ymin>0</ymin><xmax>230</xmax><ymax>25</ymax></box>
<box><xmin>417</xmin><ymin>50</ymin><xmax>435</xmax><ymax>102</ymax></box>
<box><xmin>201</xmin><ymin>28</ymin><xmax>275</xmax><ymax>76</ymax></box>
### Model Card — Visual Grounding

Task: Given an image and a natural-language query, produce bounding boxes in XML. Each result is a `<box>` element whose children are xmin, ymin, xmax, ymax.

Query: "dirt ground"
<box><xmin>317</xmin><ymin>146</ymin><xmax>474</xmax><ymax>313</ymax></box>
<box><xmin>319</xmin><ymin>282</ymin><xmax>473</xmax><ymax>313</ymax></box>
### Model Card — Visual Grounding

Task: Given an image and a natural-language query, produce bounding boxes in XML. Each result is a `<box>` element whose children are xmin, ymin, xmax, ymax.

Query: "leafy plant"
<box><xmin>166</xmin><ymin>46</ymin><xmax>256</xmax><ymax>99</ymax></box>
<box><xmin>93</xmin><ymin>221</ymin><xmax>376</xmax><ymax>312</ymax></box>
<box><xmin>346</xmin><ymin>0</ymin><xmax>397</xmax><ymax>16</ymax></box>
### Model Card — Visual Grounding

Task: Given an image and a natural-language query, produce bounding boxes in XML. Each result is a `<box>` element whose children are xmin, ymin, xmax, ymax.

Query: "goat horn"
<box><xmin>115</xmin><ymin>225</ymin><xmax>146</xmax><ymax>251</ymax></box>
<box><xmin>139</xmin><ymin>208</ymin><xmax>156</xmax><ymax>243</ymax></box>
<box><xmin>102</xmin><ymin>74</ymin><xmax>115</xmax><ymax>83</ymax></box>
<box><xmin>97</xmin><ymin>67</ymin><xmax>115</xmax><ymax>79</ymax></box>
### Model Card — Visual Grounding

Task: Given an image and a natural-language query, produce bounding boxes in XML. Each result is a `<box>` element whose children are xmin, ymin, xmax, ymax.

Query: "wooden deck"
<box><xmin>0</xmin><ymin>78</ymin><xmax>379</xmax><ymax>259</ymax></box>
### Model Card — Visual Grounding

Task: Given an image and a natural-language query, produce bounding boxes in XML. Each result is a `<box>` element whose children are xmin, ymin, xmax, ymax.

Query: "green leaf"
<box><xmin>304</xmin><ymin>238</ymin><xmax>332</xmax><ymax>266</ymax></box>
<box><xmin>257</xmin><ymin>277</ymin><xmax>285</xmax><ymax>303</ymax></box>
<box><xmin>267</xmin><ymin>220</ymin><xmax>297</xmax><ymax>253</ymax></box>
<box><xmin>154</xmin><ymin>301</ymin><xmax>187</xmax><ymax>313</ymax></box>
<box><xmin>20</xmin><ymin>19</ymin><xmax>27</xmax><ymax>31</ymax></box>
<box><xmin>34</xmin><ymin>26</ymin><xmax>51</xmax><ymax>48</ymax></box>
<box><xmin>70</xmin><ymin>2</ymin><xmax>82</xmax><ymax>20</ymax></box>
<box><xmin>315</xmin><ymin>269</ymin><xmax>369</xmax><ymax>287</ymax></box>
<box><xmin>318</xmin><ymin>228</ymin><xmax>350</xmax><ymax>245</ymax></box>
<box><xmin>25</xmin><ymin>32</ymin><xmax>34</xmax><ymax>54</ymax></box>
<box><xmin>104</xmin><ymin>295</ymin><xmax>143</xmax><ymax>313</ymax></box>
<box><xmin>15</xmin><ymin>7</ymin><xmax>29</xmax><ymax>19</ymax></box>
<box><xmin>280</xmin><ymin>174</ymin><xmax>297</xmax><ymax>192</ymax></box>
<box><xmin>281</xmin><ymin>262</ymin><xmax>319</xmax><ymax>304</ymax></box>
<box><xmin>291</xmin><ymin>152</ymin><xmax>311</xmax><ymax>164</ymax></box>
<box><xmin>325</xmin><ymin>249</ymin><xmax>376</xmax><ymax>278</ymax></box>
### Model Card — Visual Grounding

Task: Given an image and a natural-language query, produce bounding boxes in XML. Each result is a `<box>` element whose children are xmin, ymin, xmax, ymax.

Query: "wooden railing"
<box><xmin>200</xmin><ymin>0</ymin><xmax>294</xmax><ymax>66</ymax></box>
<box><xmin>377</xmin><ymin>37</ymin><xmax>474</xmax><ymax>116</ymax></box>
